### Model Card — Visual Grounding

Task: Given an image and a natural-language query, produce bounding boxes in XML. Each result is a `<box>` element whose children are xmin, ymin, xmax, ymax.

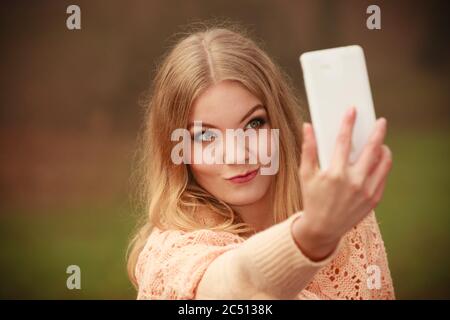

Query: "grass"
<box><xmin>0</xmin><ymin>203</ymin><xmax>137</xmax><ymax>299</ymax></box>
<box><xmin>377</xmin><ymin>128</ymin><xmax>450</xmax><ymax>299</ymax></box>
<box><xmin>0</xmin><ymin>128</ymin><xmax>449</xmax><ymax>299</ymax></box>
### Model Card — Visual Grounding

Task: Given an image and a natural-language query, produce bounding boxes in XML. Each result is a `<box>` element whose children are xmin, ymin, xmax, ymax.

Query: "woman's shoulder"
<box><xmin>147</xmin><ymin>225</ymin><xmax>245</xmax><ymax>249</ymax></box>
<box><xmin>135</xmin><ymin>225</ymin><xmax>245</xmax><ymax>299</ymax></box>
<box><xmin>135</xmin><ymin>225</ymin><xmax>245</xmax><ymax>280</ymax></box>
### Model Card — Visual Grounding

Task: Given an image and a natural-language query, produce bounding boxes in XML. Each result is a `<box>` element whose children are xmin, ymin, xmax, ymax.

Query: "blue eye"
<box><xmin>245</xmin><ymin>117</ymin><xmax>266</xmax><ymax>129</ymax></box>
<box><xmin>194</xmin><ymin>130</ymin><xmax>217</xmax><ymax>142</ymax></box>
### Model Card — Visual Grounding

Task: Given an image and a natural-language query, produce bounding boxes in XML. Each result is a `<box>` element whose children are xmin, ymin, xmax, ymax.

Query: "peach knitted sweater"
<box><xmin>135</xmin><ymin>210</ymin><xmax>395</xmax><ymax>300</ymax></box>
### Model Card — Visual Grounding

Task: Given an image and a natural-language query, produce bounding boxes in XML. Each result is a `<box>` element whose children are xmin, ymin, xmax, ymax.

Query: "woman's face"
<box><xmin>186</xmin><ymin>80</ymin><xmax>275</xmax><ymax>206</ymax></box>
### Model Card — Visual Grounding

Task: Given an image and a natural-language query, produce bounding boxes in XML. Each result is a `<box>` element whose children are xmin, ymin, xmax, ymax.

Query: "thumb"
<box><xmin>300</xmin><ymin>122</ymin><xmax>319</xmax><ymax>179</ymax></box>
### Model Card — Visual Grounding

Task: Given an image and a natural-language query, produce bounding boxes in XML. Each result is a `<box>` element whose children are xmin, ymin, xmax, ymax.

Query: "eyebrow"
<box><xmin>188</xmin><ymin>104</ymin><xmax>266</xmax><ymax>130</ymax></box>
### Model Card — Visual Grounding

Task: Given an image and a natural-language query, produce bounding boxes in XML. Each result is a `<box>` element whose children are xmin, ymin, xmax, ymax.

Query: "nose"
<box><xmin>223</xmin><ymin>131</ymin><xmax>249</xmax><ymax>165</ymax></box>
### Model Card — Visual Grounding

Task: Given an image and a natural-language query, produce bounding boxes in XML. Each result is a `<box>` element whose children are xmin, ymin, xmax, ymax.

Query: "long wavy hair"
<box><xmin>127</xmin><ymin>21</ymin><xmax>306</xmax><ymax>287</ymax></box>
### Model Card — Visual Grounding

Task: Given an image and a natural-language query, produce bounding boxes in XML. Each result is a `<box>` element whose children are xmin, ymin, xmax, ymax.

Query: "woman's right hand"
<box><xmin>292</xmin><ymin>106</ymin><xmax>393</xmax><ymax>261</ymax></box>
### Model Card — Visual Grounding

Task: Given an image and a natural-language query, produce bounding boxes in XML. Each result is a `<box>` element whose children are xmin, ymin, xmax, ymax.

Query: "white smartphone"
<box><xmin>299</xmin><ymin>45</ymin><xmax>377</xmax><ymax>170</ymax></box>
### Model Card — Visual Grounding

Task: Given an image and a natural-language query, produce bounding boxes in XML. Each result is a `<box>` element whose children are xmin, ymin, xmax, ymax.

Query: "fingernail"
<box><xmin>348</xmin><ymin>106</ymin><xmax>356</xmax><ymax>117</ymax></box>
<box><xmin>304</xmin><ymin>123</ymin><xmax>312</xmax><ymax>135</ymax></box>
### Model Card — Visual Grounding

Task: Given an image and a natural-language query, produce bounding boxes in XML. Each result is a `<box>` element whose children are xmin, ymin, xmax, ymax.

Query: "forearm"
<box><xmin>196</xmin><ymin>211</ymin><xmax>342</xmax><ymax>300</ymax></box>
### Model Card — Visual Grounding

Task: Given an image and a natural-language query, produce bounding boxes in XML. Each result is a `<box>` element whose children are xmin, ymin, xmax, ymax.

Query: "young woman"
<box><xmin>127</xmin><ymin>24</ymin><xmax>395</xmax><ymax>300</ymax></box>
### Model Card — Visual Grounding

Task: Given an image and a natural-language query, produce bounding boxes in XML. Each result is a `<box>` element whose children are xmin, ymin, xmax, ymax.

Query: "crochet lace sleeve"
<box><xmin>304</xmin><ymin>210</ymin><xmax>396</xmax><ymax>299</ymax></box>
<box><xmin>135</xmin><ymin>227</ymin><xmax>244</xmax><ymax>300</ymax></box>
<box><xmin>135</xmin><ymin>211</ymin><xmax>342</xmax><ymax>300</ymax></box>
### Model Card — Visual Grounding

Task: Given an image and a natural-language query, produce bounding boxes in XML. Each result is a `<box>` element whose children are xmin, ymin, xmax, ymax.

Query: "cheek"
<box><xmin>189</xmin><ymin>163</ymin><xmax>222</xmax><ymax>186</ymax></box>
<box><xmin>189</xmin><ymin>163</ymin><xmax>230</xmax><ymax>201</ymax></box>
<box><xmin>248</xmin><ymin>129</ymin><xmax>277</xmax><ymax>167</ymax></box>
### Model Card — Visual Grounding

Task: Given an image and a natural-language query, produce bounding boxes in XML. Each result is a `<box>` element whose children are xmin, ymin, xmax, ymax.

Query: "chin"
<box><xmin>222</xmin><ymin>192</ymin><xmax>264</xmax><ymax>206</ymax></box>
<box><xmin>221</xmin><ymin>177</ymin><xmax>272</xmax><ymax>206</ymax></box>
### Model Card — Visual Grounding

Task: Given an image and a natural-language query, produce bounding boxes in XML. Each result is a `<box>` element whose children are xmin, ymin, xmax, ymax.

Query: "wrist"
<box><xmin>291</xmin><ymin>214</ymin><xmax>341</xmax><ymax>261</ymax></box>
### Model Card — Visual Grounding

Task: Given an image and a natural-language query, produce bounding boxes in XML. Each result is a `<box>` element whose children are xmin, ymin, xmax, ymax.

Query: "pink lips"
<box><xmin>227</xmin><ymin>168</ymin><xmax>259</xmax><ymax>184</ymax></box>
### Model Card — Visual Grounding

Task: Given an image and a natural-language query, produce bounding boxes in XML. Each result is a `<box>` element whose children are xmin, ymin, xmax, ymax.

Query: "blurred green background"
<box><xmin>0</xmin><ymin>0</ymin><xmax>448</xmax><ymax>299</ymax></box>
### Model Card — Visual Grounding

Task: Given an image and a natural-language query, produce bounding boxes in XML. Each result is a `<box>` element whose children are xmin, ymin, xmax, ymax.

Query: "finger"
<box><xmin>366</xmin><ymin>145</ymin><xmax>393</xmax><ymax>196</ymax></box>
<box><xmin>371</xmin><ymin>176</ymin><xmax>387</xmax><ymax>209</ymax></box>
<box><xmin>300</xmin><ymin>122</ymin><xmax>319</xmax><ymax>179</ymax></box>
<box><xmin>354</xmin><ymin>118</ymin><xmax>387</xmax><ymax>176</ymax></box>
<box><xmin>331</xmin><ymin>106</ymin><xmax>357</xmax><ymax>171</ymax></box>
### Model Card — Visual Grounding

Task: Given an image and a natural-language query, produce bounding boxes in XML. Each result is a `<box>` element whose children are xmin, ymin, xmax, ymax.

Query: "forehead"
<box><xmin>189</xmin><ymin>80</ymin><xmax>262</xmax><ymax>126</ymax></box>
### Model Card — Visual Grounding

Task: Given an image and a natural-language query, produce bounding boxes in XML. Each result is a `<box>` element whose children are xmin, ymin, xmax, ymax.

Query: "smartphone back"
<box><xmin>300</xmin><ymin>45</ymin><xmax>376</xmax><ymax>170</ymax></box>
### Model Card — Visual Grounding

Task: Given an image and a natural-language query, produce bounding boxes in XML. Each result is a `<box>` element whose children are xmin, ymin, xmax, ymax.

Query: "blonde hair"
<box><xmin>127</xmin><ymin>21</ymin><xmax>306</xmax><ymax>287</ymax></box>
